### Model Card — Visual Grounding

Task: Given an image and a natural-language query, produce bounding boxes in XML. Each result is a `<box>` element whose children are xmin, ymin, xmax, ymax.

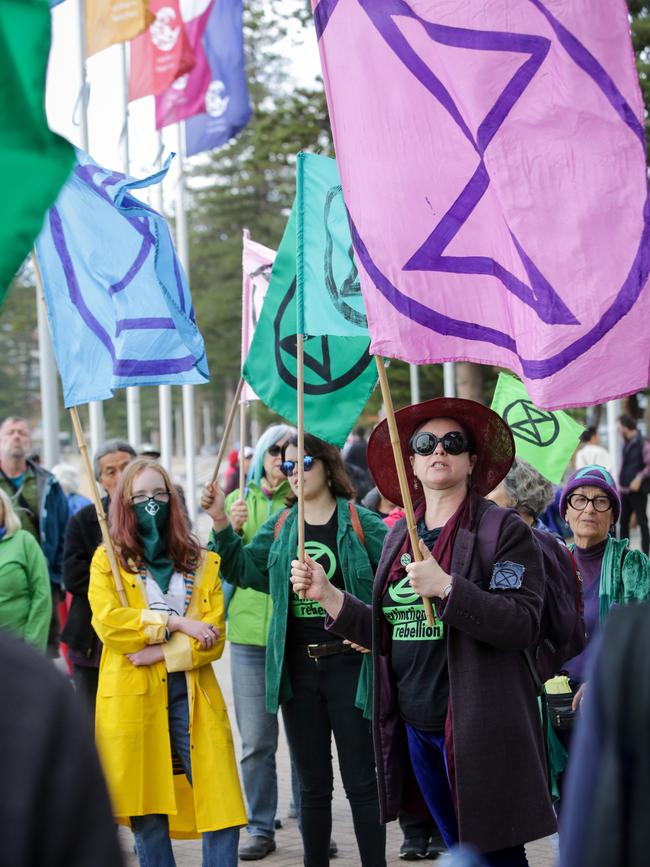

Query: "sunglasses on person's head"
<box><xmin>267</xmin><ymin>444</ymin><xmax>283</xmax><ymax>457</ymax></box>
<box><xmin>409</xmin><ymin>430</ymin><xmax>471</xmax><ymax>456</ymax></box>
<box><xmin>280</xmin><ymin>456</ymin><xmax>315</xmax><ymax>476</ymax></box>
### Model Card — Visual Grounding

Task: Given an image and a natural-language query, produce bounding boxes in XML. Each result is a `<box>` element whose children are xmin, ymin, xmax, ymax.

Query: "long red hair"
<box><xmin>109</xmin><ymin>458</ymin><xmax>202</xmax><ymax>574</ymax></box>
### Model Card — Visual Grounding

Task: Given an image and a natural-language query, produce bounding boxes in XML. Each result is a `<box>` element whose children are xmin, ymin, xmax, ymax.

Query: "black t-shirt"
<box><xmin>382</xmin><ymin>524</ymin><xmax>449</xmax><ymax>731</ymax></box>
<box><xmin>287</xmin><ymin>509</ymin><xmax>345</xmax><ymax>645</ymax></box>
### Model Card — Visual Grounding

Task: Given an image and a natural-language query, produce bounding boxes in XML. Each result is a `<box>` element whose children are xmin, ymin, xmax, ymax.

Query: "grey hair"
<box><xmin>93</xmin><ymin>439</ymin><xmax>137</xmax><ymax>480</ymax></box>
<box><xmin>500</xmin><ymin>459</ymin><xmax>554</xmax><ymax>520</ymax></box>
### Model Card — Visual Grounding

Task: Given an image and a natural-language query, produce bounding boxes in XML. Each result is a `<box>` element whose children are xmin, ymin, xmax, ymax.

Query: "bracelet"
<box><xmin>440</xmin><ymin>582</ymin><xmax>453</xmax><ymax>599</ymax></box>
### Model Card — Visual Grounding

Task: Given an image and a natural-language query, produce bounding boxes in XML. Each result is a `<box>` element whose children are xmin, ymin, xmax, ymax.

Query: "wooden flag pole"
<box><xmin>238</xmin><ymin>396</ymin><xmax>247</xmax><ymax>494</ymax></box>
<box><xmin>297</xmin><ymin>334</ymin><xmax>306</xmax><ymax>599</ymax></box>
<box><xmin>32</xmin><ymin>250</ymin><xmax>127</xmax><ymax>605</ymax></box>
<box><xmin>69</xmin><ymin>407</ymin><xmax>128</xmax><ymax>607</ymax></box>
<box><xmin>210</xmin><ymin>377</ymin><xmax>245</xmax><ymax>486</ymax></box>
<box><xmin>374</xmin><ymin>356</ymin><xmax>436</xmax><ymax>627</ymax></box>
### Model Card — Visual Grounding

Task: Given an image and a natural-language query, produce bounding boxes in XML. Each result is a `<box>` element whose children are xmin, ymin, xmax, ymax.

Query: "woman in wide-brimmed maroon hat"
<box><xmin>291</xmin><ymin>397</ymin><xmax>557</xmax><ymax>865</ymax></box>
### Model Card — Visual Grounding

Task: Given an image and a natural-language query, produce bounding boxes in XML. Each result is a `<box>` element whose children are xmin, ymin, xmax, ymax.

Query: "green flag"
<box><xmin>296</xmin><ymin>152</ymin><xmax>368</xmax><ymax>338</ymax></box>
<box><xmin>491</xmin><ymin>373</ymin><xmax>585</xmax><ymax>484</ymax></box>
<box><xmin>243</xmin><ymin>202</ymin><xmax>377</xmax><ymax>447</ymax></box>
<box><xmin>0</xmin><ymin>0</ymin><xmax>74</xmax><ymax>300</ymax></box>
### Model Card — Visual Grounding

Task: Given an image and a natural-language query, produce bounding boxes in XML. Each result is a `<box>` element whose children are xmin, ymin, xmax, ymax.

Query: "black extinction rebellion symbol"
<box><xmin>273</xmin><ymin>276</ymin><xmax>372</xmax><ymax>395</ymax></box>
<box><xmin>503</xmin><ymin>399</ymin><xmax>560</xmax><ymax>448</ymax></box>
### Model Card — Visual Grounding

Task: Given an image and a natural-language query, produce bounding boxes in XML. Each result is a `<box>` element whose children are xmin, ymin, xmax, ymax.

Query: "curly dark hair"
<box><xmin>281</xmin><ymin>433</ymin><xmax>355</xmax><ymax>505</ymax></box>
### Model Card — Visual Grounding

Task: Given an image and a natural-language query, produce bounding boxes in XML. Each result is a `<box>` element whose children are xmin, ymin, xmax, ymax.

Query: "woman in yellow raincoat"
<box><xmin>89</xmin><ymin>458</ymin><xmax>246</xmax><ymax>866</ymax></box>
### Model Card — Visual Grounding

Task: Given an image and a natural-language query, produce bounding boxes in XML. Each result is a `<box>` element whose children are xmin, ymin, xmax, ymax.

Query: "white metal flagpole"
<box><xmin>77</xmin><ymin>0</ymin><xmax>105</xmax><ymax>456</ymax></box>
<box><xmin>154</xmin><ymin>131</ymin><xmax>174</xmax><ymax>473</ymax></box>
<box><xmin>443</xmin><ymin>362</ymin><xmax>456</xmax><ymax>398</ymax></box>
<box><xmin>34</xmin><ymin>262</ymin><xmax>60</xmax><ymax>468</ymax></box>
<box><xmin>121</xmin><ymin>42</ymin><xmax>142</xmax><ymax>449</ymax></box>
<box><xmin>175</xmin><ymin>123</ymin><xmax>197</xmax><ymax>524</ymax></box>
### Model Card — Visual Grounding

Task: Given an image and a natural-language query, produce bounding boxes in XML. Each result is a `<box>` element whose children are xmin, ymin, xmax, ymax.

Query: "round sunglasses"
<box><xmin>280</xmin><ymin>456</ymin><xmax>315</xmax><ymax>476</ymax></box>
<box><xmin>267</xmin><ymin>444</ymin><xmax>283</xmax><ymax>457</ymax></box>
<box><xmin>410</xmin><ymin>430</ymin><xmax>471</xmax><ymax>456</ymax></box>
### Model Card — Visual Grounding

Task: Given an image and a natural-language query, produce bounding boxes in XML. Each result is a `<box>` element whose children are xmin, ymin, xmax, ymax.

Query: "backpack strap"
<box><xmin>348</xmin><ymin>502</ymin><xmax>366</xmax><ymax>547</ymax></box>
<box><xmin>273</xmin><ymin>508</ymin><xmax>290</xmax><ymax>540</ymax></box>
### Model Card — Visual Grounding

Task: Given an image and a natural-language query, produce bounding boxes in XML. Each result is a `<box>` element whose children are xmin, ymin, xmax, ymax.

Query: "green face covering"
<box><xmin>133</xmin><ymin>500</ymin><xmax>174</xmax><ymax>593</ymax></box>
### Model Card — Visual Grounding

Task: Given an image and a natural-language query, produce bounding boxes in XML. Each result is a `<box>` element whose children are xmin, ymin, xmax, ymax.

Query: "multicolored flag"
<box><xmin>241</xmin><ymin>230</ymin><xmax>275</xmax><ymax>401</ymax></box>
<box><xmin>85</xmin><ymin>0</ymin><xmax>153</xmax><ymax>57</ymax></box>
<box><xmin>0</xmin><ymin>0</ymin><xmax>74</xmax><ymax>301</ymax></box>
<box><xmin>243</xmin><ymin>204</ymin><xmax>377</xmax><ymax>447</ymax></box>
<box><xmin>34</xmin><ymin>151</ymin><xmax>209</xmax><ymax>407</ymax></box>
<box><xmin>296</xmin><ymin>152</ymin><xmax>367</xmax><ymax>338</ymax></box>
<box><xmin>184</xmin><ymin>0</ymin><xmax>251</xmax><ymax>156</ymax></box>
<box><xmin>155</xmin><ymin>0</ymin><xmax>213</xmax><ymax>129</ymax></box>
<box><xmin>491</xmin><ymin>373</ymin><xmax>584</xmax><ymax>484</ymax></box>
<box><xmin>128</xmin><ymin>0</ymin><xmax>195</xmax><ymax>101</ymax></box>
<box><xmin>312</xmin><ymin>0</ymin><xmax>650</xmax><ymax>409</ymax></box>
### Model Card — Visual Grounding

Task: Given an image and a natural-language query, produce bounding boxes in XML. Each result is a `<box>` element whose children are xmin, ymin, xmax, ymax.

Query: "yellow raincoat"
<box><xmin>89</xmin><ymin>546</ymin><xmax>246</xmax><ymax>837</ymax></box>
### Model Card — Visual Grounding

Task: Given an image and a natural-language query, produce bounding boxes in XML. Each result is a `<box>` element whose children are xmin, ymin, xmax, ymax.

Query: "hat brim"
<box><xmin>367</xmin><ymin>397</ymin><xmax>515</xmax><ymax>506</ymax></box>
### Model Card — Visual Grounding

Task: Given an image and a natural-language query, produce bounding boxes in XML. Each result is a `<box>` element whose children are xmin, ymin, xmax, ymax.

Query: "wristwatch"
<box><xmin>440</xmin><ymin>582</ymin><xmax>453</xmax><ymax>600</ymax></box>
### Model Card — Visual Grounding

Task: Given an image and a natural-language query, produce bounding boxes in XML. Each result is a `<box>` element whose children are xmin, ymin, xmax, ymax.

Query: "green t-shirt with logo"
<box><xmin>382</xmin><ymin>524</ymin><xmax>449</xmax><ymax>731</ymax></box>
<box><xmin>288</xmin><ymin>509</ymin><xmax>345</xmax><ymax>646</ymax></box>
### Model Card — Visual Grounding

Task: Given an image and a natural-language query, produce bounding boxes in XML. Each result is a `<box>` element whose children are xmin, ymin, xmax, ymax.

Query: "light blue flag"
<box><xmin>35</xmin><ymin>149</ymin><xmax>209</xmax><ymax>407</ymax></box>
<box><xmin>296</xmin><ymin>152</ymin><xmax>369</xmax><ymax>338</ymax></box>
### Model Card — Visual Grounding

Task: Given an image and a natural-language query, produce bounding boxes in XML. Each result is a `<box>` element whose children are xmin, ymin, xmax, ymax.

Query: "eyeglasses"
<box><xmin>130</xmin><ymin>490</ymin><xmax>170</xmax><ymax>506</ymax></box>
<box><xmin>280</xmin><ymin>456</ymin><xmax>315</xmax><ymax>477</ymax></box>
<box><xmin>267</xmin><ymin>444</ymin><xmax>283</xmax><ymax>457</ymax></box>
<box><xmin>410</xmin><ymin>430</ymin><xmax>471</xmax><ymax>456</ymax></box>
<box><xmin>566</xmin><ymin>493</ymin><xmax>612</xmax><ymax>513</ymax></box>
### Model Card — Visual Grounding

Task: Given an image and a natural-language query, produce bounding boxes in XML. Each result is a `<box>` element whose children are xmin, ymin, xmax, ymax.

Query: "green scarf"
<box><xmin>133</xmin><ymin>501</ymin><xmax>174</xmax><ymax>593</ymax></box>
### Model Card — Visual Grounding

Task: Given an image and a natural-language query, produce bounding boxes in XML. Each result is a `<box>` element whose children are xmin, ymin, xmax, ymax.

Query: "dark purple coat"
<box><xmin>327</xmin><ymin>498</ymin><xmax>557</xmax><ymax>853</ymax></box>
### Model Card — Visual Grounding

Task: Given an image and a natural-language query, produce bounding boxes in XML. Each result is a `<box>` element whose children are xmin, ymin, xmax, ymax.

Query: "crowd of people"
<box><xmin>1</xmin><ymin>404</ymin><xmax>650</xmax><ymax>867</ymax></box>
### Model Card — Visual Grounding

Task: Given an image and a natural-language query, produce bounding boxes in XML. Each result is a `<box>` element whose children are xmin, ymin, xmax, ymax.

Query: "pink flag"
<box><xmin>129</xmin><ymin>0</ymin><xmax>196</xmax><ymax>101</ymax></box>
<box><xmin>155</xmin><ymin>0</ymin><xmax>213</xmax><ymax>129</ymax></box>
<box><xmin>241</xmin><ymin>230</ymin><xmax>276</xmax><ymax>401</ymax></box>
<box><xmin>313</xmin><ymin>0</ymin><xmax>650</xmax><ymax>409</ymax></box>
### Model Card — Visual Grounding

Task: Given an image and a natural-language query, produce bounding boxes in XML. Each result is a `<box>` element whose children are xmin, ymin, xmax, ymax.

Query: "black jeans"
<box><xmin>620</xmin><ymin>491</ymin><xmax>649</xmax><ymax>554</ymax></box>
<box><xmin>282</xmin><ymin>648</ymin><xmax>386</xmax><ymax>867</ymax></box>
<box><xmin>72</xmin><ymin>665</ymin><xmax>99</xmax><ymax>721</ymax></box>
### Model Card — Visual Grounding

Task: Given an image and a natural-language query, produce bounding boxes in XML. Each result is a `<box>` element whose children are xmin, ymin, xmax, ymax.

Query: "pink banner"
<box><xmin>242</xmin><ymin>230</ymin><xmax>276</xmax><ymax>401</ymax></box>
<box><xmin>313</xmin><ymin>0</ymin><xmax>650</xmax><ymax>408</ymax></box>
<box><xmin>155</xmin><ymin>0</ymin><xmax>213</xmax><ymax>129</ymax></box>
<box><xmin>129</xmin><ymin>0</ymin><xmax>195</xmax><ymax>101</ymax></box>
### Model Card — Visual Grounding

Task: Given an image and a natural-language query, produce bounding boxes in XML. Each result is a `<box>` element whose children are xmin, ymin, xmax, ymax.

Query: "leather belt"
<box><xmin>301</xmin><ymin>640</ymin><xmax>348</xmax><ymax>659</ymax></box>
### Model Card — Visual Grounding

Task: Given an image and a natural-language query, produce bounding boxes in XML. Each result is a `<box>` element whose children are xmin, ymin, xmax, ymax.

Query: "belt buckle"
<box><xmin>307</xmin><ymin>644</ymin><xmax>320</xmax><ymax>659</ymax></box>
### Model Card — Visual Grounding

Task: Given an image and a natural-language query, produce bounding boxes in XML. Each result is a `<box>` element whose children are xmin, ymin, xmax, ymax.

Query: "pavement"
<box><xmin>117</xmin><ymin>641</ymin><xmax>556</xmax><ymax>867</ymax></box>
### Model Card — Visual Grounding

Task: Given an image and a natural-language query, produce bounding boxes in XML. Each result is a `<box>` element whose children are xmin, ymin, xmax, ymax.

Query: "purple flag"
<box><xmin>184</xmin><ymin>0</ymin><xmax>251</xmax><ymax>156</ymax></box>
<box><xmin>313</xmin><ymin>0</ymin><xmax>650</xmax><ymax>409</ymax></box>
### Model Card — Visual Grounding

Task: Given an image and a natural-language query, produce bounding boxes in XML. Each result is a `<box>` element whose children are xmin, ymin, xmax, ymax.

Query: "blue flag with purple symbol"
<box><xmin>35</xmin><ymin>149</ymin><xmax>209</xmax><ymax>407</ymax></box>
<box><xmin>184</xmin><ymin>0</ymin><xmax>251</xmax><ymax>158</ymax></box>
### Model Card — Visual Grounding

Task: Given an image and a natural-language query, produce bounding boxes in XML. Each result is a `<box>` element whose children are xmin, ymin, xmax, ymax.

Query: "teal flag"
<box><xmin>243</xmin><ymin>202</ymin><xmax>377</xmax><ymax>447</ymax></box>
<box><xmin>491</xmin><ymin>373</ymin><xmax>585</xmax><ymax>484</ymax></box>
<box><xmin>296</xmin><ymin>152</ymin><xmax>368</xmax><ymax>338</ymax></box>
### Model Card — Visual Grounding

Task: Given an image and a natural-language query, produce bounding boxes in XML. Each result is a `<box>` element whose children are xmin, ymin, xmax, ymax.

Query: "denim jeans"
<box><xmin>405</xmin><ymin>724</ymin><xmax>529</xmax><ymax>867</ymax></box>
<box><xmin>282</xmin><ymin>648</ymin><xmax>386</xmax><ymax>867</ymax></box>
<box><xmin>230</xmin><ymin>643</ymin><xmax>278</xmax><ymax>840</ymax></box>
<box><xmin>131</xmin><ymin>672</ymin><xmax>239</xmax><ymax>867</ymax></box>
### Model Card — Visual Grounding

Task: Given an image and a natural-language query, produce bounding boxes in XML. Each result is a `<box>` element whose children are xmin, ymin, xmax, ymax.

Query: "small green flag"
<box><xmin>243</xmin><ymin>202</ymin><xmax>377</xmax><ymax>447</ymax></box>
<box><xmin>296</xmin><ymin>152</ymin><xmax>368</xmax><ymax>338</ymax></box>
<box><xmin>491</xmin><ymin>373</ymin><xmax>585</xmax><ymax>484</ymax></box>
<box><xmin>0</xmin><ymin>0</ymin><xmax>74</xmax><ymax>301</ymax></box>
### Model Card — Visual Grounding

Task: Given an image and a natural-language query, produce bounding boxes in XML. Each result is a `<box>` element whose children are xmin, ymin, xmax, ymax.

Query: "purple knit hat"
<box><xmin>560</xmin><ymin>464</ymin><xmax>620</xmax><ymax>522</ymax></box>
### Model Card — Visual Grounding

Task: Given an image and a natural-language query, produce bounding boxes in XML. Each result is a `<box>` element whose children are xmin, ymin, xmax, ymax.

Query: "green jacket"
<box><xmin>0</xmin><ymin>529</ymin><xmax>52</xmax><ymax>651</ymax></box>
<box><xmin>210</xmin><ymin>498</ymin><xmax>387</xmax><ymax>718</ymax></box>
<box><xmin>224</xmin><ymin>480</ymin><xmax>290</xmax><ymax>646</ymax></box>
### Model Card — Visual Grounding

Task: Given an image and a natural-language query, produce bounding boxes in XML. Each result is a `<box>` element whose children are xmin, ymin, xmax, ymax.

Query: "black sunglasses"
<box><xmin>280</xmin><ymin>456</ymin><xmax>315</xmax><ymax>476</ymax></box>
<box><xmin>267</xmin><ymin>444</ymin><xmax>283</xmax><ymax>457</ymax></box>
<box><xmin>410</xmin><ymin>430</ymin><xmax>471</xmax><ymax>456</ymax></box>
